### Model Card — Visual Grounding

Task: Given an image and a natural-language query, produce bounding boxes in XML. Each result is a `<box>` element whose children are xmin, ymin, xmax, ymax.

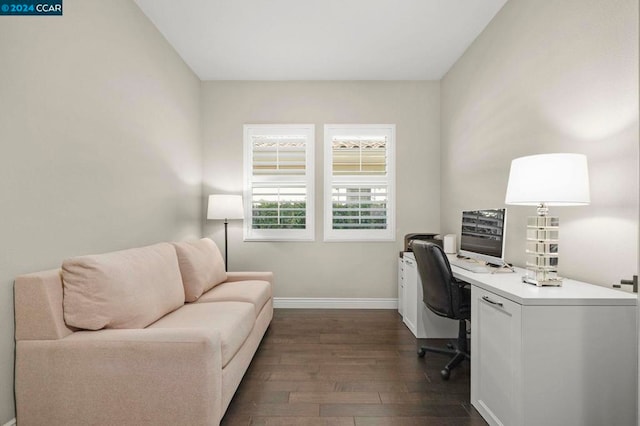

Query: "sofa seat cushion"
<box><xmin>148</xmin><ymin>302</ymin><xmax>254</xmax><ymax>367</ymax></box>
<box><xmin>172</xmin><ymin>238</ymin><xmax>227</xmax><ymax>302</ymax></box>
<box><xmin>195</xmin><ymin>280</ymin><xmax>272</xmax><ymax>316</ymax></box>
<box><xmin>62</xmin><ymin>243</ymin><xmax>185</xmax><ymax>330</ymax></box>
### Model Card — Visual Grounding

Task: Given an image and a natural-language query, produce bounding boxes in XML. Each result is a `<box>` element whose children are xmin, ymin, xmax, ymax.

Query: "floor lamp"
<box><xmin>207</xmin><ymin>194</ymin><xmax>244</xmax><ymax>271</ymax></box>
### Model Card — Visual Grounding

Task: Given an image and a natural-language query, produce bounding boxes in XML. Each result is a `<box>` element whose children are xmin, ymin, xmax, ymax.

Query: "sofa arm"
<box><xmin>225</xmin><ymin>271</ymin><xmax>274</xmax><ymax>285</ymax></box>
<box><xmin>16</xmin><ymin>328</ymin><xmax>222</xmax><ymax>426</ymax></box>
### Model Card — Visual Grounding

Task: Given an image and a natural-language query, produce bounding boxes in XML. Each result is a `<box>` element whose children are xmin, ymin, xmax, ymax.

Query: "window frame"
<box><xmin>243</xmin><ymin>124</ymin><xmax>315</xmax><ymax>241</ymax></box>
<box><xmin>323</xmin><ymin>124</ymin><xmax>396</xmax><ymax>242</ymax></box>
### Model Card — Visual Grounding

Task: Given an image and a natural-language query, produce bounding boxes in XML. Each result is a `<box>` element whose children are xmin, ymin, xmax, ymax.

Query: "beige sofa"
<box><xmin>14</xmin><ymin>238</ymin><xmax>273</xmax><ymax>425</ymax></box>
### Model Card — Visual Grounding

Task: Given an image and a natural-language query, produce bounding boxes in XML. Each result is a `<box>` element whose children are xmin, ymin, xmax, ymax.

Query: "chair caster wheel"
<box><xmin>417</xmin><ymin>348</ymin><xmax>426</xmax><ymax>358</ymax></box>
<box><xmin>441</xmin><ymin>368</ymin><xmax>450</xmax><ymax>380</ymax></box>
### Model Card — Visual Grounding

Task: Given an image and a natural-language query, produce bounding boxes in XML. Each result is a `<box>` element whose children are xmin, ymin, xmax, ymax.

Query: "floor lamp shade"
<box><xmin>207</xmin><ymin>194</ymin><xmax>244</xmax><ymax>271</ymax></box>
<box><xmin>207</xmin><ymin>194</ymin><xmax>244</xmax><ymax>220</ymax></box>
<box><xmin>504</xmin><ymin>153</ymin><xmax>590</xmax><ymax>286</ymax></box>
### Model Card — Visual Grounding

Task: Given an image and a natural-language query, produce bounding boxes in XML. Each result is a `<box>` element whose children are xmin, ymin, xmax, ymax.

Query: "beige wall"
<box><xmin>441</xmin><ymin>0</ymin><xmax>638</xmax><ymax>286</ymax></box>
<box><xmin>0</xmin><ymin>0</ymin><xmax>202</xmax><ymax>421</ymax></box>
<box><xmin>202</xmin><ymin>81</ymin><xmax>440</xmax><ymax>298</ymax></box>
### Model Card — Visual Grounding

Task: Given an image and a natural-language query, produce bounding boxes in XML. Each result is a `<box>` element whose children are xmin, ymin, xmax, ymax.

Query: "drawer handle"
<box><xmin>482</xmin><ymin>295</ymin><xmax>503</xmax><ymax>307</ymax></box>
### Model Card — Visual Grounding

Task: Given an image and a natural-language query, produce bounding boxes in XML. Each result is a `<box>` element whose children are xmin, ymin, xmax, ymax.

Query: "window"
<box><xmin>324</xmin><ymin>124</ymin><xmax>395</xmax><ymax>241</ymax></box>
<box><xmin>243</xmin><ymin>124</ymin><xmax>315</xmax><ymax>241</ymax></box>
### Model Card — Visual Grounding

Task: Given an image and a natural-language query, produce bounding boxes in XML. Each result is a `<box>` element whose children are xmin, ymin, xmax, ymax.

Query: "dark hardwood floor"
<box><xmin>221</xmin><ymin>309</ymin><xmax>487</xmax><ymax>425</ymax></box>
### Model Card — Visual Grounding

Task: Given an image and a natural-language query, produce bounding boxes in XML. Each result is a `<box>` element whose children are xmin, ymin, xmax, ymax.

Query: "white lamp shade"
<box><xmin>207</xmin><ymin>194</ymin><xmax>244</xmax><ymax>220</ymax></box>
<box><xmin>505</xmin><ymin>153</ymin><xmax>590</xmax><ymax>206</ymax></box>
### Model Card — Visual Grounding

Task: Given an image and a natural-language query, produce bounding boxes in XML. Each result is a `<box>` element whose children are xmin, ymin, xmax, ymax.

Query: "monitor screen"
<box><xmin>459</xmin><ymin>208</ymin><xmax>506</xmax><ymax>265</ymax></box>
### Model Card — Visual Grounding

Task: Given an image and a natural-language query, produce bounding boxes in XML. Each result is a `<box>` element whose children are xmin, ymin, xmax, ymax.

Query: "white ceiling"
<box><xmin>134</xmin><ymin>0</ymin><xmax>508</xmax><ymax>81</ymax></box>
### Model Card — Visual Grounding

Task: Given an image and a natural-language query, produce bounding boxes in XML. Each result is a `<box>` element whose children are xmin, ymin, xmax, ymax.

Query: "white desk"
<box><xmin>451</xmin><ymin>263</ymin><xmax>638</xmax><ymax>426</ymax></box>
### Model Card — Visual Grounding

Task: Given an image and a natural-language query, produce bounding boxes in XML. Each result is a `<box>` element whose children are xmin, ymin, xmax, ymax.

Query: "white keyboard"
<box><xmin>449</xmin><ymin>257</ymin><xmax>490</xmax><ymax>274</ymax></box>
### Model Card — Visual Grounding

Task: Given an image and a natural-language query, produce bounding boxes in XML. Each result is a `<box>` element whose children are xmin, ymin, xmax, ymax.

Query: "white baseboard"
<box><xmin>273</xmin><ymin>297</ymin><xmax>398</xmax><ymax>309</ymax></box>
<box><xmin>2</xmin><ymin>419</ymin><xmax>16</xmax><ymax>426</ymax></box>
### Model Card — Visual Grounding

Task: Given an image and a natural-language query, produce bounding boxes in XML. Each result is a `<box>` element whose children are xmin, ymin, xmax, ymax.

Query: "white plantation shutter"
<box><xmin>324</xmin><ymin>125</ymin><xmax>395</xmax><ymax>241</ymax></box>
<box><xmin>252</xmin><ymin>136</ymin><xmax>307</xmax><ymax>176</ymax></box>
<box><xmin>250</xmin><ymin>185</ymin><xmax>308</xmax><ymax>229</ymax></box>
<box><xmin>331</xmin><ymin>185</ymin><xmax>388</xmax><ymax>229</ymax></box>
<box><xmin>244</xmin><ymin>125</ymin><xmax>315</xmax><ymax>241</ymax></box>
<box><xmin>332</xmin><ymin>137</ymin><xmax>387</xmax><ymax>176</ymax></box>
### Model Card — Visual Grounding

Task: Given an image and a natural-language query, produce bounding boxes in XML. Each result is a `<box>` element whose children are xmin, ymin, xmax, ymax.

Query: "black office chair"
<box><xmin>412</xmin><ymin>240</ymin><xmax>471</xmax><ymax>380</ymax></box>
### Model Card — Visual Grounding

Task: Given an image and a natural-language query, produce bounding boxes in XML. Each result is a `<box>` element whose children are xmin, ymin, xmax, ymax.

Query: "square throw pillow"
<box><xmin>62</xmin><ymin>243</ymin><xmax>185</xmax><ymax>330</ymax></box>
<box><xmin>172</xmin><ymin>238</ymin><xmax>227</xmax><ymax>302</ymax></box>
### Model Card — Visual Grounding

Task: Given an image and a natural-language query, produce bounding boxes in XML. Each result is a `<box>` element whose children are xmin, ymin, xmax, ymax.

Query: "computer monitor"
<box><xmin>458</xmin><ymin>208</ymin><xmax>507</xmax><ymax>267</ymax></box>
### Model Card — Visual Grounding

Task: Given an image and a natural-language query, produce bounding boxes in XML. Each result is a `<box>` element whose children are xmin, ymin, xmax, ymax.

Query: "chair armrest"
<box><xmin>225</xmin><ymin>271</ymin><xmax>274</xmax><ymax>285</ymax></box>
<box><xmin>16</xmin><ymin>328</ymin><xmax>222</xmax><ymax>425</ymax></box>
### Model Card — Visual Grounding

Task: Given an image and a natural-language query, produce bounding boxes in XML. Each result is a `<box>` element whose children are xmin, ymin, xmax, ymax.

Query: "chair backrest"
<box><xmin>411</xmin><ymin>240</ymin><xmax>459</xmax><ymax>319</ymax></box>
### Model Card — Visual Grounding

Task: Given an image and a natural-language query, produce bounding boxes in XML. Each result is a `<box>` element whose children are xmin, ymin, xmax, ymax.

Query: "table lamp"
<box><xmin>207</xmin><ymin>194</ymin><xmax>244</xmax><ymax>270</ymax></box>
<box><xmin>505</xmin><ymin>153</ymin><xmax>590</xmax><ymax>286</ymax></box>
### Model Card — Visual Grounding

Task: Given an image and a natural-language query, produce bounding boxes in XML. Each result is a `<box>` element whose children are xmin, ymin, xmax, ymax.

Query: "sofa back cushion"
<box><xmin>172</xmin><ymin>238</ymin><xmax>227</xmax><ymax>302</ymax></box>
<box><xmin>62</xmin><ymin>243</ymin><xmax>185</xmax><ymax>330</ymax></box>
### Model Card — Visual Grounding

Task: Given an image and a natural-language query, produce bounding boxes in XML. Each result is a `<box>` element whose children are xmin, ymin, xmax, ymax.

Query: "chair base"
<box><xmin>417</xmin><ymin>320</ymin><xmax>469</xmax><ymax>380</ymax></box>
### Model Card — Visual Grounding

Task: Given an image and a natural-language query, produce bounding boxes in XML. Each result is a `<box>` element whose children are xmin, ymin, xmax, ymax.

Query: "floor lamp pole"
<box><xmin>223</xmin><ymin>218</ymin><xmax>229</xmax><ymax>271</ymax></box>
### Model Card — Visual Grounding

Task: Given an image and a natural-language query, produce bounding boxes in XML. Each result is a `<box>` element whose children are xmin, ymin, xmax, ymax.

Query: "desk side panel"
<box><xmin>522</xmin><ymin>305</ymin><xmax>638</xmax><ymax>426</ymax></box>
